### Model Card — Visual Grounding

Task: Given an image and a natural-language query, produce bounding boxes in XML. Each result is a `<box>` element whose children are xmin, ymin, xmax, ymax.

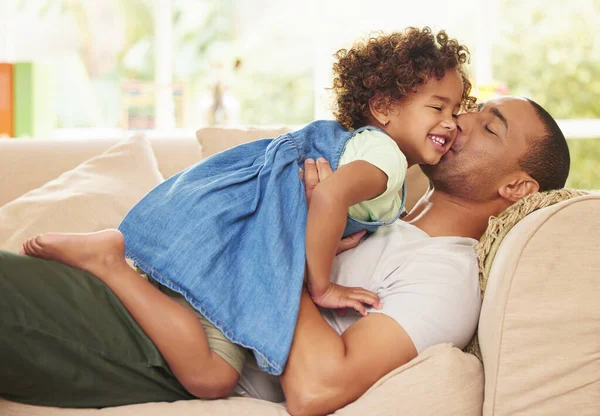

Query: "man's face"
<box><xmin>421</xmin><ymin>97</ymin><xmax>544</xmax><ymax>202</ymax></box>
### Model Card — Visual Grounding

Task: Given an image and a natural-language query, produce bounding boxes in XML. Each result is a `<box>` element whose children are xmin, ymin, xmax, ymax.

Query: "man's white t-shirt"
<box><xmin>235</xmin><ymin>220</ymin><xmax>481</xmax><ymax>401</ymax></box>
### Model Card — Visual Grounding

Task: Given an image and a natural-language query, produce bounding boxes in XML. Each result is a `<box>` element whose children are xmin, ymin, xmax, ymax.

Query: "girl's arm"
<box><xmin>305</xmin><ymin>158</ymin><xmax>388</xmax><ymax>314</ymax></box>
<box><xmin>284</xmin><ymin>159</ymin><xmax>417</xmax><ymax>416</ymax></box>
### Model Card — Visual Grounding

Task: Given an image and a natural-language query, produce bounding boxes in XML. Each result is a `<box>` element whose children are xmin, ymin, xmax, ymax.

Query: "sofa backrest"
<box><xmin>0</xmin><ymin>136</ymin><xmax>202</xmax><ymax>207</ymax></box>
<box><xmin>196</xmin><ymin>126</ymin><xmax>431</xmax><ymax>212</ymax></box>
<box><xmin>0</xmin><ymin>127</ymin><xmax>430</xmax><ymax>210</ymax></box>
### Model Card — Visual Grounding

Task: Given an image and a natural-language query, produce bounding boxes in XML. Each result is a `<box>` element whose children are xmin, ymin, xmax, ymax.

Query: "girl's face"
<box><xmin>376</xmin><ymin>69</ymin><xmax>464</xmax><ymax>167</ymax></box>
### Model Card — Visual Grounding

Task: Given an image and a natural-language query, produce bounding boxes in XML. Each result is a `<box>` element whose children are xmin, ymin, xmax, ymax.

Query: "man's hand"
<box><xmin>335</xmin><ymin>229</ymin><xmax>366</xmax><ymax>255</ymax></box>
<box><xmin>301</xmin><ymin>158</ymin><xmax>326</xmax><ymax>206</ymax></box>
<box><xmin>302</xmin><ymin>158</ymin><xmax>364</xmax><ymax>255</ymax></box>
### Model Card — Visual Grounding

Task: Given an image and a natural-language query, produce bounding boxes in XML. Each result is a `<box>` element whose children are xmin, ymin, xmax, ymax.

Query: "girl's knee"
<box><xmin>184</xmin><ymin>362</ymin><xmax>240</xmax><ymax>399</ymax></box>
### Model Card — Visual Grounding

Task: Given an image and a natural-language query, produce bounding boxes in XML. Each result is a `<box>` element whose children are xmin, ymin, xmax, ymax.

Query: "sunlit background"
<box><xmin>0</xmin><ymin>0</ymin><xmax>598</xmax><ymax>188</ymax></box>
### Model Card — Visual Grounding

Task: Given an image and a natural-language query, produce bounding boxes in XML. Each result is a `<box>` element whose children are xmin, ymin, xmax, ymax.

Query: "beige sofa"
<box><xmin>0</xmin><ymin>128</ymin><xmax>598</xmax><ymax>415</ymax></box>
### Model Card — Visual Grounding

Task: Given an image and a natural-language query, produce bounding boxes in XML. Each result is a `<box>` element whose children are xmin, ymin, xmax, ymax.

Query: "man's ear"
<box><xmin>498</xmin><ymin>173</ymin><xmax>540</xmax><ymax>202</ymax></box>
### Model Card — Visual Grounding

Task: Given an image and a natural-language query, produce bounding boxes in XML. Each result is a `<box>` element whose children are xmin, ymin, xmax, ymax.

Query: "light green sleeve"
<box><xmin>338</xmin><ymin>129</ymin><xmax>407</xmax><ymax>221</ymax></box>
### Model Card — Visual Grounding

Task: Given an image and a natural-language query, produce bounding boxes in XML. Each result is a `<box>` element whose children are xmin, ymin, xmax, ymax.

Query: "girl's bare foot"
<box><xmin>22</xmin><ymin>229</ymin><xmax>128</xmax><ymax>277</ymax></box>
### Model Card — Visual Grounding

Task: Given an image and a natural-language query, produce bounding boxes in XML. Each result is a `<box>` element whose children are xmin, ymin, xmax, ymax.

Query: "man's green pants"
<box><xmin>0</xmin><ymin>251</ymin><xmax>192</xmax><ymax>408</ymax></box>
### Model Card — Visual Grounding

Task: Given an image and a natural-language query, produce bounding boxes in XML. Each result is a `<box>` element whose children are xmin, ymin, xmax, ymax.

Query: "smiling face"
<box><xmin>371</xmin><ymin>69</ymin><xmax>464</xmax><ymax>167</ymax></box>
<box><xmin>422</xmin><ymin>96</ymin><xmax>546</xmax><ymax>202</ymax></box>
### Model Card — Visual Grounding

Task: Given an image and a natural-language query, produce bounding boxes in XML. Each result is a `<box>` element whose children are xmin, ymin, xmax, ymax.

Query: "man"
<box><xmin>278</xmin><ymin>96</ymin><xmax>570</xmax><ymax>415</ymax></box>
<box><xmin>0</xmin><ymin>97</ymin><xmax>570</xmax><ymax>415</ymax></box>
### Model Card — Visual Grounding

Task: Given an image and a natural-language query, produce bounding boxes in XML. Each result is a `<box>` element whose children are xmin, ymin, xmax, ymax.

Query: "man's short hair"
<box><xmin>519</xmin><ymin>99</ymin><xmax>570</xmax><ymax>191</ymax></box>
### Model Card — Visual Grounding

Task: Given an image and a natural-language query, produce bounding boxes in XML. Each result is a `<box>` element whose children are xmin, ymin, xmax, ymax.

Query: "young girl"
<box><xmin>22</xmin><ymin>27</ymin><xmax>475</xmax><ymax>397</ymax></box>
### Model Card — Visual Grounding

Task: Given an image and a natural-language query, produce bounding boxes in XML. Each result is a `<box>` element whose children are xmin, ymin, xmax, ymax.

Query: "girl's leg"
<box><xmin>18</xmin><ymin>230</ymin><xmax>242</xmax><ymax>400</ymax></box>
<box><xmin>0</xmin><ymin>250</ymin><xmax>193</xmax><ymax>408</ymax></box>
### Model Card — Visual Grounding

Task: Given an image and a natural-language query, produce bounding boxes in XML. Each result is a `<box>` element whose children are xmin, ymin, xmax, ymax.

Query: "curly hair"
<box><xmin>331</xmin><ymin>27</ymin><xmax>477</xmax><ymax>130</ymax></box>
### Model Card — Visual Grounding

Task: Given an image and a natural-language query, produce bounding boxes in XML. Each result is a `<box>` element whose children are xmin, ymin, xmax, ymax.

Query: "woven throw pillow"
<box><xmin>0</xmin><ymin>134</ymin><xmax>163</xmax><ymax>253</ymax></box>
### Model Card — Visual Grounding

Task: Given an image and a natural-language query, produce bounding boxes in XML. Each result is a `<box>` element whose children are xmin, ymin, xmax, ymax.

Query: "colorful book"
<box><xmin>13</xmin><ymin>62</ymin><xmax>56</xmax><ymax>138</ymax></box>
<box><xmin>0</xmin><ymin>63</ymin><xmax>13</xmax><ymax>137</ymax></box>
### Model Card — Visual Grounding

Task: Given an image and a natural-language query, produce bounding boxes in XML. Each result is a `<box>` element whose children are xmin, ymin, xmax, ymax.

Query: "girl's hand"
<box><xmin>309</xmin><ymin>283</ymin><xmax>381</xmax><ymax>317</ymax></box>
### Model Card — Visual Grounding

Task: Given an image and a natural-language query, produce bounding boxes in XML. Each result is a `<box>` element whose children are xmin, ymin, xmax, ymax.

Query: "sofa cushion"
<box><xmin>0</xmin><ymin>344</ymin><xmax>483</xmax><ymax>415</ymax></box>
<box><xmin>479</xmin><ymin>195</ymin><xmax>600</xmax><ymax>416</ymax></box>
<box><xmin>196</xmin><ymin>126</ymin><xmax>291</xmax><ymax>159</ymax></box>
<box><xmin>0</xmin><ymin>136</ymin><xmax>200</xmax><ymax>208</ymax></box>
<box><xmin>0</xmin><ymin>134</ymin><xmax>164</xmax><ymax>253</ymax></box>
<box><xmin>336</xmin><ymin>344</ymin><xmax>483</xmax><ymax>415</ymax></box>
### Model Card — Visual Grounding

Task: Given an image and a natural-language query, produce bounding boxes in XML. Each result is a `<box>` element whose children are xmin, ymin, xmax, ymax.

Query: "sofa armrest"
<box><xmin>479</xmin><ymin>195</ymin><xmax>600</xmax><ymax>416</ymax></box>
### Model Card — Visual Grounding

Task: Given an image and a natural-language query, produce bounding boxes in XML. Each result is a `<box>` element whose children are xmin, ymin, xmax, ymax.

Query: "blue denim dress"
<box><xmin>118</xmin><ymin>120</ymin><xmax>406</xmax><ymax>375</ymax></box>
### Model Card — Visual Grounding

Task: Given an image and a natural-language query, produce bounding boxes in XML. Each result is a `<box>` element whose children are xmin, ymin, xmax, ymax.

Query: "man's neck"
<box><xmin>404</xmin><ymin>187</ymin><xmax>503</xmax><ymax>240</ymax></box>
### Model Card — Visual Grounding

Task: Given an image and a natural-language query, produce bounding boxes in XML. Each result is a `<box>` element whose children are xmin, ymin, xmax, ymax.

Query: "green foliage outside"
<box><xmin>494</xmin><ymin>0</ymin><xmax>599</xmax><ymax>119</ymax></box>
<box><xmin>495</xmin><ymin>0</ymin><xmax>600</xmax><ymax>189</ymax></box>
<box><xmin>234</xmin><ymin>70</ymin><xmax>314</xmax><ymax>126</ymax></box>
<box><xmin>566</xmin><ymin>139</ymin><xmax>600</xmax><ymax>190</ymax></box>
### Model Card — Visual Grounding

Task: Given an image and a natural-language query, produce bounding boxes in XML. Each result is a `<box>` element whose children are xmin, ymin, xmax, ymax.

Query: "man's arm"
<box><xmin>281</xmin><ymin>288</ymin><xmax>418</xmax><ymax>416</ymax></box>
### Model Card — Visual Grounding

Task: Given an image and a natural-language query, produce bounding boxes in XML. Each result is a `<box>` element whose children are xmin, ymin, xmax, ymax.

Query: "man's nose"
<box><xmin>455</xmin><ymin>112</ymin><xmax>472</xmax><ymax>135</ymax></box>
